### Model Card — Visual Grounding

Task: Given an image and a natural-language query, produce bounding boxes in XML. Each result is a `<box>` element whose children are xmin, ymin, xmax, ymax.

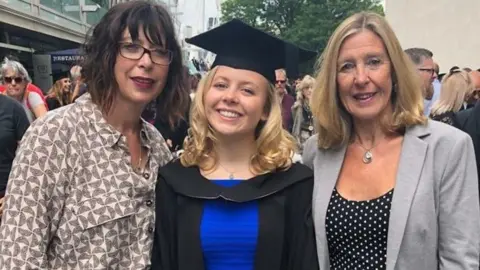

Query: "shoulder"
<box><xmin>142</xmin><ymin>121</ymin><xmax>173</xmax><ymax>165</ymax></box>
<box><xmin>159</xmin><ymin>159</ymin><xmax>195</xmax><ymax>179</ymax></box>
<box><xmin>26</xmin><ymin>103</ymin><xmax>80</xmax><ymax>140</ymax></box>
<box><xmin>142</xmin><ymin>120</ymin><xmax>164</xmax><ymax>141</ymax></box>
<box><xmin>423</xmin><ymin>120</ymin><xmax>470</xmax><ymax>144</ymax></box>
<box><xmin>455</xmin><ymin>107</ymin><xmax>474</xmax><ymax>127</ymax></box>
<box><xmin>302</xmin><ymin>135</ymin><xmax>319</xmax><ymax>168</ymax></box>
<box><xmin>27</xmin><ymin>83</ymin><xmax>44</xmax><ymax>95</ymax></box>
<box><xmin>456</xmin><ymin>107</ymin><xmax>473</xmax><ymax>118</ymax></box>
<box><xmin>0</xmin><ymin>94</ymin><xmax>22</xmax><ymax>111</ymax></box>
<box><xmin>285</xmin><ymin>94</ymin><xmax>295</xmax><ymax>104</ymax></box>
<box><xmin>410</xmin><ymin>120</ymin><xmax>473</xmax><ymax>157</ymax></box>
<box><xmin>277</xmin><ymin>163</ymin><xmax>314</xmax><ymax>192</ymax></box>
<box><xmin>26</xmin><ymin>91</ymin><xmax>45</xmax><ymax>105</ymax></box>
<box><xmin>278</xmin><ymin>163</ymin><xmax>313</xmax><ymax>180</ymax></box>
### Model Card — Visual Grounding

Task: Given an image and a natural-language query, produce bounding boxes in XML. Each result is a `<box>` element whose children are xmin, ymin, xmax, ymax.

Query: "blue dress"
<box><xmin>200</xmin><ymin>180</ymin><xmax>259</xmax><ymax>270</ymax></box>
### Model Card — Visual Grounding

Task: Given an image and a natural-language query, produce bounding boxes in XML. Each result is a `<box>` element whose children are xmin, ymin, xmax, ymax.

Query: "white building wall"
<box><xmin>385</xmin><ymin>0</ymin><xmax>480</xmax><ymax>72</ymax></box>
<box><xmin>176</xmin><ymin>0</ymin><xmax>223</xmax><ymax>64</ymax></box>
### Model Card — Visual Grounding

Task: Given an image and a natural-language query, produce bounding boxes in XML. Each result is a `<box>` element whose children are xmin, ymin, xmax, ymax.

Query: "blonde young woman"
<box><xmin>46</xmin><ymin>75</ymin><xmax>72</xmax><ymax>110</ymax></box>
<box><xmin>292</xmin><ymin>75</ymin><xmax>315</xmax><ymax>153</ymax></box>
<box><xmin>303</xmin><ymin>12</ymin><xmax>479</xmax><ymax>270</ymax></box>
<box><xmin>429</xmin><ymin>68</ymin><xmax>474</xmax><ymax>126</ymax></box>
<box><xmin>152</xmin><ymin>19</ymin><xmax>318</xmax><ymax>270</ymax></box>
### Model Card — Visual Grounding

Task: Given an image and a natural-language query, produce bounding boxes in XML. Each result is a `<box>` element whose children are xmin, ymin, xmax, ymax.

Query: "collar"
<box><xmin>159</xmin><ymin>160</ymin><xmax>313</xmax><ymax>202</ymax></box>
<box><xmin>405</xmin><ymin>121</ymin><xmax>432</xmax><ymax>139</ymax></box>
<box><xmin>76</xmin><ymin>93</ymin><xmax>153</xmax><ymax>148</ymax></box>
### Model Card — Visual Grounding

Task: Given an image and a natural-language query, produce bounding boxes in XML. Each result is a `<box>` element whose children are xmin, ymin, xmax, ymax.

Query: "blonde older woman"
<box><xmin>292</xmin><ymin>75</ymin><xmax>315</xmax><ymax>153</ymax></box>
<box><xmin>303</xmin><ymin>12</ymin><xmax>479</xmax><ymax>270</ymax></box>
<box><xmin>429</xmin><ymin>68</ymin><xmax>474</xmax><ymax>126</ymax></box>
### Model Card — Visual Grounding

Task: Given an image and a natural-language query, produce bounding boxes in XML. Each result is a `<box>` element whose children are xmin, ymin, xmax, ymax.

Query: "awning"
<box><xmin>47</xmin><ymin>48</ymin><xmax>84</xmax><ymax>64</ymax></box>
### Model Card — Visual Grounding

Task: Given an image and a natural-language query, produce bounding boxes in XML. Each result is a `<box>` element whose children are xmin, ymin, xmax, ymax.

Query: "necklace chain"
<box><xmin>356</xmin><ymin>135</ymin><xmax>382</xmax><ymax>164</ymax></box>
<box><xmin>218</xmin><ymin>163</ymin><xmax>236</xmax><ymax>180</ymax></box>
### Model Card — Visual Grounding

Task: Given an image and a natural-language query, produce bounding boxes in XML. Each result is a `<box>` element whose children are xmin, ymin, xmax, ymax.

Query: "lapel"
<box><xmin>312</xmin><ymin>144</ymin><xmax>347</xmax><ymax>270</ymax></box>
<box><xmin>386</xmin><ymin>123</ymin><xmax>431</xmax><ymax>270</ymax></box>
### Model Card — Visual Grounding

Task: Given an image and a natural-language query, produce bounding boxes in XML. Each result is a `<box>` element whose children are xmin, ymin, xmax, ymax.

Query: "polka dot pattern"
<box><xmin>325</xmin><ymin>188</ymin><xmax>394</xmax><ymax>270</ymax></box>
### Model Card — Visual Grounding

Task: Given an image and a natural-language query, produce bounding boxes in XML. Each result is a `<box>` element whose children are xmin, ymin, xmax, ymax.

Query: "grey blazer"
<box><xmin>303</xmin><ymin>120</ymin><xmax>480</xmax><ymax>270</ymax></box>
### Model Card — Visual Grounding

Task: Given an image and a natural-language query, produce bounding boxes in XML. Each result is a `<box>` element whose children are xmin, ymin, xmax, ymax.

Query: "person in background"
<box><xmin>304</xmin><ymin>12</ymin><xmax>479</xmax><ymax>270</ymax></box>
<box><xmin>428</xmin><ymin>61</ymin><xmax>442</xmax><ymax>112</ymax></box>
<box><xmin>46</xmin><ymin>72</ymin><xmax>72</xmax><ymax>110</ymax></box>
<box><xmin>463</xmin><ymin>69</ymin><xmax>480</xmax><ymax>110</ymax></box>
<box><xmin>0</xmin><ymin>1</ymin><xmax>188</xmax><ymax>268</ymax></box>
<box><xmin>0</xmin><ymin>55</ymin><xmax>49</xmax><ymax>111</ymax></box>
<box><xmin>404</xmin><ymin>47</ymin><xmax>437</xmax><ymax>115</ymax></box>
<box><xmin>153</xmin><ymin>97</ymin><xmax>190</xmax><ymax>154</ymax></box>
<box><xmin>0</xmin><ymin>58</ymin><xmax>48</xmax><ymax>122</ymax></box>
<box><xmin>152</xmin><ymin>19</ymin><xmax>319</xmax><ymax>270</ymax></box>
<box><xmin>467</xmin><ymin>70</ymin><xmax>480</xmax><ymax>104</ymax></box>
<box><xmin>292</xmin><ymin>74</ymin><xmax>315</xmax><ymax>154</ymax></box>
<box><xmin>70</xmin><ymin>65</ymin><xmax>87</xmax><ymax>101</ymax></box>
<box><xmin>429</xmin><ymin>68</ymin><xmax>473</xmax><ymax>126</ymax></box>
<box><xmin>275</xmin><ymin>68</ymin><xmax>295</xmax><ymax>132</ymax></box>
<box><xmin>455</xmin><ymin>69</ymin><xmax>480</xmax><ymax>198</ymax></box>
<box><xmin>0</xmin><ymin>94</ymin><xmax>29</xmax><ymax>220</ymax></box>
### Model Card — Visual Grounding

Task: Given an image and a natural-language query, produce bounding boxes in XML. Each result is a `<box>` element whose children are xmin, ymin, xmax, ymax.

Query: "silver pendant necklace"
<box><xmin>356</xmin><ymin>136</ymin><xmax>381</xmax><ymax>164</ymax></box>
<box><xmin>218</xmin><ymin>163</ymin><xmax>236</xmax><ymax>180</ymax></box>
<box><xmin>362</xmin><ymin>150</ymin><xmax>373</xmax><ymax>164</ymax></box>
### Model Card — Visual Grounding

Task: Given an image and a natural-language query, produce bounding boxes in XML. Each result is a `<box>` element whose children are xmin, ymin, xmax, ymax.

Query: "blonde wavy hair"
<box><xmin>430</xmin><ymin>69</ymin><xmax>474</xmax><ymax>116</ymax></box>
<box><xmin>296</xmin><ymin>74</ymin><xmax>316</xmax><ymax>103</ymax></box>
<box><xmin>47</xmin><ymin>79</ymin><xmax>72</xmax><ymax>106</ymax></box>
<box><xmin>311</xmin><ymin>12</ymin><xmax>426</xmax><ymax>149</ymax></box>
<box><xmin>181</xmin><ymin>66</ymin><xmax>296</xmax><ymax>174</ymax></box>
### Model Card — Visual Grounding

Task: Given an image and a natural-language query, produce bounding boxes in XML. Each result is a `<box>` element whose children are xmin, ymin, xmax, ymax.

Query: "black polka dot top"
<box><xmin>325</xmin><ymin>188</ymin><xmax>394</xmax><ymax>270</ymax></box>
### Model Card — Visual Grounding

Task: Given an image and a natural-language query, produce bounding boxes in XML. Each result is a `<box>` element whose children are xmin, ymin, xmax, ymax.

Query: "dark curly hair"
<box><xmin>81</xmin><ymin>0</ymin><xmax>189</xmax><ymax>127</ymax></box>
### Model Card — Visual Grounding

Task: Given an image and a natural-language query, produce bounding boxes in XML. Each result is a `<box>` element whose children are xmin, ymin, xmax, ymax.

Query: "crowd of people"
<box><xmin>0</xmin><ymin>1</ymin><xmax>479</xmax><ymax>269</ymax></box>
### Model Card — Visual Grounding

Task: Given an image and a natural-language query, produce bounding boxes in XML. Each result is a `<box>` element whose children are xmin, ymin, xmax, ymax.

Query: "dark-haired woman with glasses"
<box><xmin>0</xmin><ymin>1</ymin><xmax>189</xmax><ymax>269</ymax></box>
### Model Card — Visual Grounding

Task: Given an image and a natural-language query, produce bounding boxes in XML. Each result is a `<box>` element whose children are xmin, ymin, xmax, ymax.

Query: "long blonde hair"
<box><xmin>181</xmin><ymin>66</ymin><xmax>296</xmax><ymax>174</ymax></box>
<box><xmin>47</xmin><ymin>79</ymin><xmax>72</xmax><ymax>106</ymax></box>
<box><xmin>310</xmin><ymin>12</ymin><xmax>426</xmax><ymax>149</ymax></box>
<box><xmin>430</xmin><ymin>69</ymin><xmax>474</xmax><ymax>115</ymax></box>
<box><xmin>296</xmin><ymin>75</ymin><xmax>315</xmax><ymax>104</ymax></box>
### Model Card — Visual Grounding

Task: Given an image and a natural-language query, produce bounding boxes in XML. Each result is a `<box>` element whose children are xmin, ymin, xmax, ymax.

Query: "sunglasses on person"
<box><xmin>276</xmin><ymin>79</ymin><xmax>286</xmax><ymax>84</ymax></box>
<box><xmin>4</xmin><ymin>76</ymin><xmax>24</xmax><ymax>84</ymax></box>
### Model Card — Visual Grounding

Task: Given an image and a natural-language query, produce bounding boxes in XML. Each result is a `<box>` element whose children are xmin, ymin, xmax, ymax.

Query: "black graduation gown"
<box><xmin>151</xmin><ymin>160</ymin><xmax>319</xmax><ymax>270</ymax></box>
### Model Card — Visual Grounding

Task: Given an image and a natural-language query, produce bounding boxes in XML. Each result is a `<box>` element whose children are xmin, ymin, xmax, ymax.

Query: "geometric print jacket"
<box><xmin>0</xmin><ymin>93</ymin><xmax>173</xmax><ymax>269</ymax></box>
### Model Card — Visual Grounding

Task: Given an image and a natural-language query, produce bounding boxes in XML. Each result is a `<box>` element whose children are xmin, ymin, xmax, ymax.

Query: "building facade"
<box><xmin>0</xmin><ymin>0</ymin><xmax>110</xmax><ymax>90</ymax></box>
<box><xmin>385</xmin><ymin>0</ymin><xmax>480</xmax><ymax>72</ymax></box>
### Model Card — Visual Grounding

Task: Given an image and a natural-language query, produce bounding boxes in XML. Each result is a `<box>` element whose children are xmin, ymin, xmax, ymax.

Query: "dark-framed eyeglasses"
<box><xmin>418</xmin><ymin>68</ymin><xmax>435</xmax><ymax>75</ymax></box>
<box><xmin>276</xmin><ymin>79</ymin><xmax>286</xmax><ymax>84</ymax></box>
<box><xmin>4</xmin><ymin>76</ymin><xmax>24</xmax><ymax>84</ymax></box>
<box><xmin>119</xmin><ymin>42</ymin><xmax>173</xmax><ymax>66</ymax></box>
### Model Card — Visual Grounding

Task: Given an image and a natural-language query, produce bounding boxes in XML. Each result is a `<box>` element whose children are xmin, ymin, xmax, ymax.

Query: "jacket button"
<box><xmin>148</xmin><ymin>227</ymin><xmax>154</xmax><ymax>233</ymax></box>
<box><xmin>146</xmin><ymin>200</ymin><xmax>153</xmax><ymax>207</ymax></box>
<box><xmin>143</xmin><ymin>172</ymin><xmax>150</xmax><ymax>179</ymax></box>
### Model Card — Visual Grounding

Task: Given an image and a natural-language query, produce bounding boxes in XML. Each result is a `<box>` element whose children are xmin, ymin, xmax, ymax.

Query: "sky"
<box><xmin>174</xmin><ymin>0</ymin><xmax>221</xmax><ymax>38</ymax></box>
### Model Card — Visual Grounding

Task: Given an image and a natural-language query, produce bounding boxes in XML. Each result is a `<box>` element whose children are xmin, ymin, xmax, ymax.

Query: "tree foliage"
<box><xmin>221</xmin><ymin>0</ymin><xmax>384</xmax><ymax>53</ymax></box>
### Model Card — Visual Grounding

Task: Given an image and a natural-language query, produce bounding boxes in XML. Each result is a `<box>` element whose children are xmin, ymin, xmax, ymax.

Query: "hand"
<box><xmin>166</xmin><ymin>139</ymin><xmax>173</xmax><ymax>148</ymax></box>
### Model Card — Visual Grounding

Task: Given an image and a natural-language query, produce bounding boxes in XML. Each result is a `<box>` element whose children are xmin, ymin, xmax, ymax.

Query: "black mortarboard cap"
<box><xmin>185</xmin><ymin>19</ymin><xmax>317</xmax><ymax>83</ymax></box>
<box><xmin>52</xmin><ymin>70</ymin><xmax>70</xmax><ymax>83</ymax></box>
